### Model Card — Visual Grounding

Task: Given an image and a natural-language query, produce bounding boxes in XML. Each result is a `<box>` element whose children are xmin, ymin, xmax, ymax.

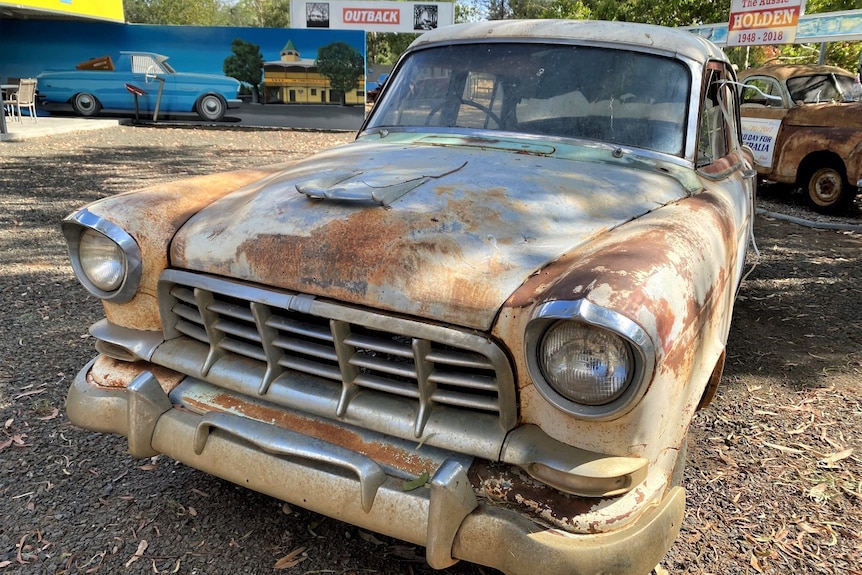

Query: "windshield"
<box><xmin>786</xmin><ymin>73</ymin><xmax>856</xmax><ymax>103</ymax></box>
<box><xmin>366</xmin><ymin>43</ymin><xmax>691</xmax><ymax>156</ymax></box>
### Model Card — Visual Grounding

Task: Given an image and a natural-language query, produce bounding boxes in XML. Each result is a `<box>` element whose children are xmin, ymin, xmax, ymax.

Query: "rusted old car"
<box><xmin>62</xmin><ymin>20</ymin><xmax>756</xmax><ymax>575</ymax></box>
<box><xmin>738</xmin><ymin>64</ymin><xmax>862</xmax><ymax>214</ymax></box>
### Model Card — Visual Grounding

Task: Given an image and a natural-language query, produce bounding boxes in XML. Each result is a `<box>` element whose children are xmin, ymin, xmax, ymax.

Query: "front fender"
<box><xmin>76</xmin><ymin>165</ymin><xmax>290</xmax><ymax>330</ymax></box>
<box><xmin>496</xmin><ymin>189</ymin><xmax>745</xmax><ymax>465</ymax></box>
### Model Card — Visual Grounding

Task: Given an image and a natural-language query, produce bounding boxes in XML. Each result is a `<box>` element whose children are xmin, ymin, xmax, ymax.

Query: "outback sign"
<box><xmin>291</xmin><ymin>1</ymin><xmax>454</xmax><ymax>32</ymax></box>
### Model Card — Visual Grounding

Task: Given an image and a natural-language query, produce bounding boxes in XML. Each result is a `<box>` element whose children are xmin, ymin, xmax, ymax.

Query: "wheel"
<box><xmin>806</xmin><ymin>163</ymin><xmax>852</xmax><ymax>214</ymax></box>
<box><xmin>71</xmin><ymin>93</ymin><xmax>101</xmax><ymax>117</ymax></box>
<box><xmin>195</xmin><ymin>94</ymin><xmax>226</xmax><ymax>121</ymax></box>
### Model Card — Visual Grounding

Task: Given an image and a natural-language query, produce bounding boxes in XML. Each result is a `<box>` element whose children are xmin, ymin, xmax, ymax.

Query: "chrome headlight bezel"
<box><xmin>61</xmin><ymin>209</ymin><xmax>142</xmax><ymax>303</ymax></box>
<box><xmin>525</xmin><ymin>299</ymin><xmax>655</xmax><ymax>421</ymax></box>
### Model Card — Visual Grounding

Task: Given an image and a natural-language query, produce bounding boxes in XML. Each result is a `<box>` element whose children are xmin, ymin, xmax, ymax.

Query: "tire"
<box><xmin>805</xmin><ymin>163</ymin><xmax>853</xmax><ymax>214</ymax></box>
<box><xmin>71</xmin><ymin>93</ymin><xmax>101</xmax><ymax>117</ymax></box>
<box><xmin>195</xmin><ymin>94</ymin><xmax>226</xmax><ymax>121</ymax></box>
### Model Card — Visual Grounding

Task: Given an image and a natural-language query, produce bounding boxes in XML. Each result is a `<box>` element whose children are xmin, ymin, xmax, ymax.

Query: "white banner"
<box><xmin>741</xmin><ymin>117</ymin><xmax>782</xmax><ymax>168</ymax></box>
<box><xmin>292</xmin><ymin>1</ymin><xmax>455</xmax><ymax>33</ymax></box>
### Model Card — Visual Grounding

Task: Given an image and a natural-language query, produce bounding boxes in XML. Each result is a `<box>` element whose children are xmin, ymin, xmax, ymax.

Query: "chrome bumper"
<box><xmin>67</xmin><ymin>359</ymin><xmax>685</xmax><ymax>575</ymax></box>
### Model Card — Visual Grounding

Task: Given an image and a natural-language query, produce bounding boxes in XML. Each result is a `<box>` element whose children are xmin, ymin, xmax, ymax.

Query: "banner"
<box><xmin>727</xmin><ymin>0</ymin><xmax>807</xmax><ymax>47</ymax></box>
<box><xmin>741</xmin><ymin>117</ymin><xmax>782</xmax><ymax>168</ymax></box>
<box><xmin>291</xmin><ymin>1</ymin><xmax>455</xmax><ymax>33</ymax></box>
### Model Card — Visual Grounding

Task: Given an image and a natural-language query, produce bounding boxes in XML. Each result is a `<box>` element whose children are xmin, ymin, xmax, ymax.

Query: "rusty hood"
<box><xmin>170</xmin><ymin>134</ymin><xmax>694</xmax><ymax>330</ymax></box>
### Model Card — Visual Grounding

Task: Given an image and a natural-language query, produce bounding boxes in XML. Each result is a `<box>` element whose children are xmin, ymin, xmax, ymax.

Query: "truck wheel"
<box><xmin>806</xmin><ymin>164</ymin><xmax>852</xmax><ymax>214</ymax></box>
<box><xmin>195</xmin><ymin>94</ymin><xmax>226</xmax><ymax>121</ymax></box>
<box><xmin>72</xmin><ymin>93</ymin><xmax>101</xmax><ymax>117</ymax></box>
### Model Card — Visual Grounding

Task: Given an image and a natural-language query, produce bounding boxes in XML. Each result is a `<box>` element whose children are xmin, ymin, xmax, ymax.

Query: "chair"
<box><xmin>7</xmin><ymin>79</ymin><xmax>37</xmax><ymax>122</ymax></box>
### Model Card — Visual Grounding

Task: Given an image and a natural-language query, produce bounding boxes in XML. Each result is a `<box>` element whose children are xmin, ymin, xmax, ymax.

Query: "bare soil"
<box><xmin>1</xmin><ymin>126</ymin><xmax>860</xmax><ymax>575</ymax></box>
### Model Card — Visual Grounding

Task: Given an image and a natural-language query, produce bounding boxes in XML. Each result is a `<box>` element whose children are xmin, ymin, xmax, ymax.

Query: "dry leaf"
<box><xmin>763</xmin><ymin>441</ymin><xmax>803</xmax><ymax>455</ymax></box>
<box><xmin>124</xmin><ymin>539</ymin><xmax>148</xmax><ymax>568</ymax></box>
<box><xmin>273</xmin><ymin>546</ymin><xmax>307</xmax><ymax>570</ymax></box>
<box><xmin>138</xmin><ymin>463</ymin><xmax>159</xmax><ymax>471</ymax></box>
<box><xmin>808</xmin><ymin>483</ymin><xmax>829</xmax><ymax>499</ymax></box>
<box><xmin>36</xmin><ymin>408</ymin><xmax>60</xmax><ymax>421</ymax></box>
<box><xmin>819</xmin><ymin>448</ymin><xmax>853</xmax><ymax>466</ymax></box>
<box><xmin>358</xmin><ymin>530</ymin><xmax>385</xmax><ymax>545</ymax></box>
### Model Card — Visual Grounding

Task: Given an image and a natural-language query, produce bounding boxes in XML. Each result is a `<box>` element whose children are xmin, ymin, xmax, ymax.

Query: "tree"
<box><xmin>122</xmin><ymin>0</ymin><xmax>227</xmax><ymax>25</ymax></box>
<box><xmin>228</xmin><ymin>0</ymin><xmax>291</xmax><ymax>28</ymax></box>
<box><xmin>223</xmin><ymin>38</ymin><xmax>265</xmax><ymax>103</ymax></box>
<box><xmin>316</xmin><ymin>42</ymin><xmax>365</xmax><ymax>105</ymax></box>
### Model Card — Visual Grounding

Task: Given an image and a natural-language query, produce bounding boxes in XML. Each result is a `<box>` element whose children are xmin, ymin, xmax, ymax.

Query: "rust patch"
<box><xmin>88</xmin><ymin>167</ymin><xmax>286</xmax><ymax>331</ymax></box>
<box><xmin>87</xmin><ymin>355</ymin><xmax>184</xmax><ymax>394</ymax></box>
<box><xmin>183</xmin><ymin>392</ymin><xmax>440</xmax><ymax>477</ymax></box>
<box><xmin>468</xmin><ymin>460</ymin><xmax>610</xmax><ymax>533</ymax></box>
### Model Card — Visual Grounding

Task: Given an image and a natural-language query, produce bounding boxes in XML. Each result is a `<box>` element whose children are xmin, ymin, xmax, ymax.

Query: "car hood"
<box><xmin>171</xmin><ymin>134</ymin><xmax>694</xmax><ymax>330</ymax></box>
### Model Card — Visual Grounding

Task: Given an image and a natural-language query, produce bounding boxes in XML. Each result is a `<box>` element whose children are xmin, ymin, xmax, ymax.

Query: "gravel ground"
<box><xmin>1</xmin><ymin>125</ymin><xmax>860</xmax><ymax>575</ymax></box>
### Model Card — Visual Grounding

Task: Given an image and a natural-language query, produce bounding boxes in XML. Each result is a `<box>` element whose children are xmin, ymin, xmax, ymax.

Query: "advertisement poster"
<box><xmin>291</xmin><ymin>1</ymin><xmax>454</xmax><ymax>33</ymax></box>
<box><xmin>741</xmin><ymin>117</ymin><xmax>782</xmax><ymax>168</ymax></box>
<box><xmin>0</xmin><ymin>0</ymin><xmax>124</xmax><ymax>22</ymax></box>
<box><xmin>727</xmin><ymin>0</ymin><xmax>807</xmax><ymax>47</ymax></box>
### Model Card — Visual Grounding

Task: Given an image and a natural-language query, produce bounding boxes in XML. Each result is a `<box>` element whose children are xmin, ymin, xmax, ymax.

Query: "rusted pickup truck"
<box><xmin>739</xmin><ymin>64</ymin><xmax>862</xmax><ymax>214</ymax></box>
<box><xmin>61</xmin><ymin>20</ymin><xmax>755</xmax><ymax>575</ymax></box>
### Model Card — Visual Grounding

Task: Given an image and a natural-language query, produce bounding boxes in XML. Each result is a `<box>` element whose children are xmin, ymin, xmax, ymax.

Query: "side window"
<box><xmin>697</xmin><ymin>65</ymin><xmax>740</xmax><ymax>167</ymax></box>
<box><xmin>741</xmin><ymin>78</ymin><xmax>783</xmax><ymax>108</ymax></box>
<box><xmin>698</xmin><ymin>68</ymin><xmax>727</xmax><ymax>166</ymax></box>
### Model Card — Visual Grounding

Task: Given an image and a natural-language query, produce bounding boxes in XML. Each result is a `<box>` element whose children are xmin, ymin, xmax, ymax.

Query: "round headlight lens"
<box><xmin>79</xmin><ymin>228</ymin><xmax>126</xmax><ymax>292</ymax></box>
<box><xmin>539</xmin><ymin>321</ymin><xmax>634</xmax><ymax>405</ymax></box>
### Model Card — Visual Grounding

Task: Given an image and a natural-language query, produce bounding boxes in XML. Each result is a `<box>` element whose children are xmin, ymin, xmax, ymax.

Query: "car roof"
<box><xmin>738</xmin><ymin>64</ymin><xmax>855</xmax><ymax>82</ymax></box>
<box><xmin>409</xmin><ymin>19</ymin><xmax>727</xmax><ymax>64</ymax></box>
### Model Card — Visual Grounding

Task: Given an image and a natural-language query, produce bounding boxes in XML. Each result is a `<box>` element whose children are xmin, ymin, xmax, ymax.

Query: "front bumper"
<box><xmin>67</xmin><ymin>358</ymin><xmax>685</xmax><ymax>575</ymax></box>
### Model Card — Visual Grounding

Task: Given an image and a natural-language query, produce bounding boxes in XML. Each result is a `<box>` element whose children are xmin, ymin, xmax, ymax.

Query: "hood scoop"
<box><xmin>295</xmin><ymin>161</ymin><xmax>468</xmax><ymax>207</ymax></box>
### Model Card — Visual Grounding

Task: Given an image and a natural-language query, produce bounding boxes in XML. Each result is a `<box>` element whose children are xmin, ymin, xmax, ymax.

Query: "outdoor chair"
<box><xmin>8</xmin><ymin>78</ymin><xmax>37</xmax><ymax>122</ymax></box>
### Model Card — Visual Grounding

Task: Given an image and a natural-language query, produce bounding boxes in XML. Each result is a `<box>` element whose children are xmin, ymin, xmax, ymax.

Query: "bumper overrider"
<box><xmin>67</xmin><ymin>357</ymin><xmax>684</xmax><ymax>575</ymax></box>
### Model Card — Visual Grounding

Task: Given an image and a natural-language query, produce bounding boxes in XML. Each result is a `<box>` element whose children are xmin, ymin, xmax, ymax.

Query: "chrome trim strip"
<box><xmin>61</xmin><ymin>208</ymin><xmax>142</xmax><ymax>303</ymax></box>
<box><xmin>524</xmin><ymin>299</ymin><xmax>656</xmax><ymax>421</ymax></box>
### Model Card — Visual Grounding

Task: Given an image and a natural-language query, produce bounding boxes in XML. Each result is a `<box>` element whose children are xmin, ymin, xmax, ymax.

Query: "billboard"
<box><xmin>727</xmin><ymin>0</ymin><xmax>806</xmax><ymax>47</ymax></box>
<box><xmin>0</xmin><ymin>0</ymin><xmax>124</xmax><ymax>22</ymax></box>
<box><xmin>291</xmin><ymin>1</ymin><xmax>454</xmax><ymax>33</ymax></box>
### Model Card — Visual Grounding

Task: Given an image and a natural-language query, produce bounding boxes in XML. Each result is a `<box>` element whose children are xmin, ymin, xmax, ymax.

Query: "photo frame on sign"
<box><xmin>307</xmin><ymin>3</ymin><xmax>330</xmax><ymax>28</ymax></box>
<box><xmin>414</xmin><ymin>5</ymin><xmax>438</xmax><ymax>30</ymax></box>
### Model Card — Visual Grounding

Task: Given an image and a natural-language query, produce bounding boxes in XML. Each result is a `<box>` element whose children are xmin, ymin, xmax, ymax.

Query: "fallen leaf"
<box><xmin>358</xmin><ymin>530</ymin><xmax>385</xmax><ymax>545</ymax></box>
<box><xmin>124</xmin><ymin>539</ymin><xmax>148</xmax><ymax>568</ymax></box>
<box><xmin>819</xmin><ymin>448</ymin><xmax>853</xmax><ymax>466</ymax></box>
<box><xmin>138</xmin><ymin>463</ymin><xmax>159</xmax><ymax>471</ymax></box>
<box><xmin>36</xmin><ymin>408</ymin><xmax>60</xmax><ymax>421</ymax></box>
<box><xmin>273</xmin><ymin>546</ymin><xmax>307</xmax><ymax>569</ymax></box>
<box><xmin>763</xmin><ymin>441</ymin><xmax>803</xmax><ymax>455</ymax></box>
<box><xmin>808</xmin><ymin>483</ymin><xmax>829</xmax><ymax>500</ymax></box>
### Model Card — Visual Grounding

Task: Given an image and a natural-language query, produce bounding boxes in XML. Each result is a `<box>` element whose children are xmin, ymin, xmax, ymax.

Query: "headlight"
<box><xmin>525</xmin><ymin>299</ymin><xmax>655</xmax><ymax>420</ymax></box>
<box><xmin>539</xmin><ymin>321</ymin><xmax>633</xmax><ymax>405</ymax></box>
<box><xmin>79</xmin><ymin>228</ymin><xmax>126</xmax><ymax>291</ymax></box>
<box><xmin>61</xmin><ymin>209</ymin><xmax>142</xmax><ymax>302</ymax></box>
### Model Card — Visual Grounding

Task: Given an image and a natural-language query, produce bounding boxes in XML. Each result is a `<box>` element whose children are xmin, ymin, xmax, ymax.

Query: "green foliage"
<box><xmin>223</xmin><ymin>38</ymin><xmax>265</xmax><ymax>101</ymax></box>
<box><xmin>123</xmin><ymin>0</ymin><xmax>227</xmax><ymax>25</ymax></box>
<box><xmin>316</xmin><ymin>42</ymin><xmax>365</xmax><ymax>105</ymax></box>
<box><xmin>227</xmin><ymin>0</ymin><xmax>291</xmax><ymax>28</ymax></box>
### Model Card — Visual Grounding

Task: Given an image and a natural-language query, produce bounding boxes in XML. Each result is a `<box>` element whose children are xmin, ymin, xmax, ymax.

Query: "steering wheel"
<box><xmin>425</xmin><ymin>97</ymin><xmax>503</xmax><ymax>128</ymax></box>
<box><xmin>145</xmin><ymin>65</ymin><xmax>160</xmax><ymax>84</ymax></box>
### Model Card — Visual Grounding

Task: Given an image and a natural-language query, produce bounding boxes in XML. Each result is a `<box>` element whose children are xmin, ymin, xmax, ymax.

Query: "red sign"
<box><xmin>342</xmin><ymin>8</ymin><xmax>400</xmax><ymax>24</ymax></box>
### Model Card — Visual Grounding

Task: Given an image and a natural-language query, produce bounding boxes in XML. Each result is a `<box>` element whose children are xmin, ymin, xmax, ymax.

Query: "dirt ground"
<box><xmin>0</xmin><ymin>126</ymin><xmax>860</xmax><ymax>575</ymax></box>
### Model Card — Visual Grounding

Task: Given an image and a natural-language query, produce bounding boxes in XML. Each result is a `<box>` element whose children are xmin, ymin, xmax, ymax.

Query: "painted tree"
<box><xmin>223</xmin><ymin>38</ymin><xmax>265</xmax><ymax>103</ymax></box>
<box><xmin>316</xmin><ymin>42</ymin><xmax>365</xmax><ymax>105</ymax></box>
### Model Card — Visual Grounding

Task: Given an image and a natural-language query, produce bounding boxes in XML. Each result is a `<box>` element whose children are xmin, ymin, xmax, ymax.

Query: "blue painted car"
<box><xmin>37</xmin><ymin>51</ymin><xmax>242</xmax><ymax>121</ymax></box>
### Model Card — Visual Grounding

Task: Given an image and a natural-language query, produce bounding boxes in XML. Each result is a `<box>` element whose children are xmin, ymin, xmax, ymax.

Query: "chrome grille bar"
<box><xmin>158</xmin><ymin>270</ymin><xmax>517</xmax><ymax>438</ymax></box>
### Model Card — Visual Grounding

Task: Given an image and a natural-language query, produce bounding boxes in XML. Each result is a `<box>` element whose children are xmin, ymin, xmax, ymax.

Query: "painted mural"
<box><xmin>0</xmin><ymin>19</ymin><xmax>366</xmax><ymax>124</ymax></box>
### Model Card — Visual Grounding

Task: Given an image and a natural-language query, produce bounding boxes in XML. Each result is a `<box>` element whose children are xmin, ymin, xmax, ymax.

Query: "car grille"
<box><xmin>157</xmin><ymin>270</ymin><xmax>516</xmax><ymax>443</ymax></box>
